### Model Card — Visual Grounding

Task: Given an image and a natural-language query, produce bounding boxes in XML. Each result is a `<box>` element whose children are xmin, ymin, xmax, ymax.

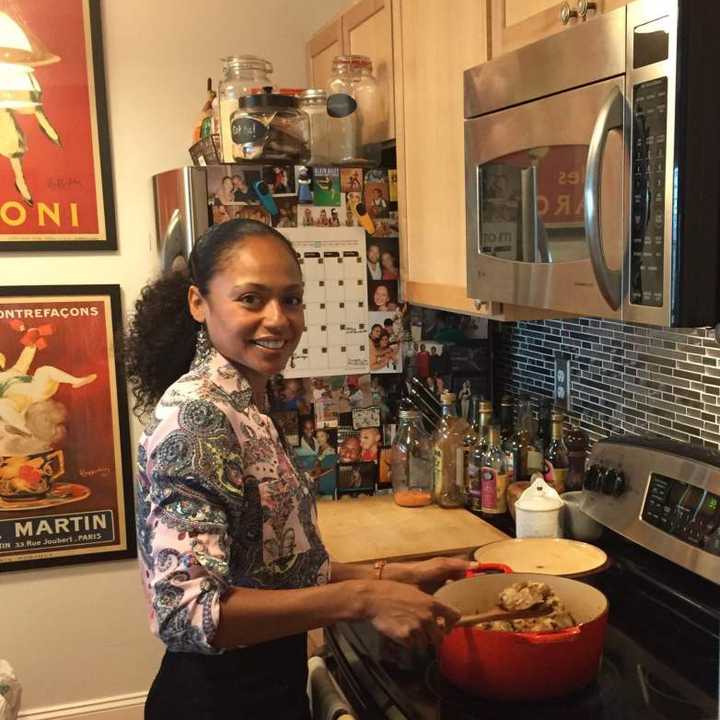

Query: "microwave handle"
<box><xmin>584</xmin><ymin>85</ymin><xmax>624</xmax><ymax>311</ymax></box>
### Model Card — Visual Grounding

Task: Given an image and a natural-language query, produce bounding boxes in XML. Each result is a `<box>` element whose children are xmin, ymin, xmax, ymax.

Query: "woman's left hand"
<box><xmin>388</xmin><ymin>557</ymin><xmax>476</xmax><ymax>593</ymax></box>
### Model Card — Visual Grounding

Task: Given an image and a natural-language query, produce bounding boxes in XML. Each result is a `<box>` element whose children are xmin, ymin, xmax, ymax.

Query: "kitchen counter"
<box><xmin>316</xmin><ymin>494</ymin><xmax>508</xmax><ymax>563</ymax></box>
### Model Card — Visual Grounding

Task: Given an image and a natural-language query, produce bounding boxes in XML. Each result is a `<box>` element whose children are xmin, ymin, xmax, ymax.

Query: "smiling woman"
<box><xmin>123</xmin><ymin>219</ymin><xmax>474</xmax><ymax>720</ymax></box>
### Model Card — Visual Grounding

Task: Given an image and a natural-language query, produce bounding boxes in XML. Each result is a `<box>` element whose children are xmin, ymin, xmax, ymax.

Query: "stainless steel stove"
<box><xmin>325</xmin><ymin>436</ymin><xmax>720</xmax><ymax>719</ymax></box>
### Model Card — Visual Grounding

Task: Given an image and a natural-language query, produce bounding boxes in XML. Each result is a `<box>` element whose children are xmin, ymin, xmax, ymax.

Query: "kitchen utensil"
<box><xmin>456</xmin><ymin>602</ymin><xmax>552</xmax><ymax>628</ymax></box>
<box><xmin>473</xmin><ymin>538</ymin><xmax>608</xmax><ymax>577</ymax></box>
<box><xmin>562</xmin><ymin>490</ymin><xmax>603</xmax><ymax>540</ymax></box>
<box><xmin>514</xmin><ymin>474</ymin><xmax>564</xmax><ymax>537</ymax></box>
<box><xmin>435</xmin><ymin>567</ymin><xmax>608</xmax><ymax>700</ymax></box>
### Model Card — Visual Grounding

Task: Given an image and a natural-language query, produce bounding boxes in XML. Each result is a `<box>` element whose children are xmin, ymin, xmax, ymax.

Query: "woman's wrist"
<box><xmin>380</xmin><ymin>562</ymin><xmax>416</xmax><ymax>585</ymax></box>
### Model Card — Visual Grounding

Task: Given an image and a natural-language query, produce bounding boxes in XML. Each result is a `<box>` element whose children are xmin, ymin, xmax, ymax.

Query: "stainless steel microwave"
<box><xmin>464</xmin><ymin>0</ymin><xmax>720</xmax><ymax>327</ymax></box>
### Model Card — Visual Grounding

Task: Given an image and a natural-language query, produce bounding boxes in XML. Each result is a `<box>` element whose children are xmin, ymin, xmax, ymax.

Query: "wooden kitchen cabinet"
<box><xmin>306</xmin><ymin>0</ymin><xmax>394</xmax><ymax>143</ymax></box>
<box><xmin>490</xmin><ymin>0</ymin><xmax>629</xmax><ymax>57</ymax></box>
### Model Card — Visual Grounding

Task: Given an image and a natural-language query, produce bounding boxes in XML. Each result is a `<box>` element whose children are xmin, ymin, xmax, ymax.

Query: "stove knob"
<box><xmin>602</xmin><ymin>468</ymin><xmax>621</xmax><ymax>495</ymax></box>
<box><xmin>584</xmin><ymin>464</ymin><xmax>603</xmax><ymax>491</ymax></box>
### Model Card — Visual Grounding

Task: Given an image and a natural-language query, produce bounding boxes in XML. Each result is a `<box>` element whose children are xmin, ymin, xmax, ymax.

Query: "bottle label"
<box><xmin>543</xmin><ymin>459</ymin><xmax>567</xmax><ymax>493</ymax></box>
<box><xmin>231</xmin><ymin>116</ymin><xmax>269</xmax><ymax>145</ymax></box>
<box><xmin>481</xmin><ymin>467</ymin><xmax>508</xmax><ymax>514</ymax></box>
<box><xmin>327</xmin><ymin>93</ymin><xmax>358</xmax><ymax>118</ymax></box>
<box><xmin>504</xmin><ymin>450</ymin><xmax>515</xmax><ymax>483</ymax></box>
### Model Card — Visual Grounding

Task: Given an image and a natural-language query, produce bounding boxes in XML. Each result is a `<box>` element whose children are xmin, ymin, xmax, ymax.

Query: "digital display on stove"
<box><xmin>643</xmin><ymin>474</ymin><xmax>720</xmax><ymax>554</ymax></box>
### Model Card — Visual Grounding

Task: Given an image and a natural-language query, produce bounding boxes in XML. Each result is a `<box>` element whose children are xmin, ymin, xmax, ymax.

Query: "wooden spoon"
<box><xmin>456</xmin><ymin>603</ymin><xmax>553</xmax><ymax>628</ymax></box>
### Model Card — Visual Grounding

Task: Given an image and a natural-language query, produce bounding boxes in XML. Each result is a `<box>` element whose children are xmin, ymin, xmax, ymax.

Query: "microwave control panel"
<box><xmin>642</xmin><ymin>473</ymin><xmax>720</xmax><ymax>555</ymax></box>
<box><xmin>630</xmin><ymin>76</ymin><xmax>668</xmax><ymax>308</ymax></box>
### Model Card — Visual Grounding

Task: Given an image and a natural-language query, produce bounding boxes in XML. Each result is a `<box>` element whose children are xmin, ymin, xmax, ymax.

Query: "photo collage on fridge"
<box><xmin>206</xmin><ymin>163</ymin><xmax>488</xmax><ymax>499</ymax></box>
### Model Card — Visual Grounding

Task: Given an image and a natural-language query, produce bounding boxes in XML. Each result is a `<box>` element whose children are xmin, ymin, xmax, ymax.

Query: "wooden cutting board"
<box><xmin>473</xmin><ymin>538</ymin><xmax>608</xmax><ymax>576</ymax></box>
<box><xmin>317</xmin><ymin>494</ymin><xmax>508</xmax><ymax>563</ymax></box>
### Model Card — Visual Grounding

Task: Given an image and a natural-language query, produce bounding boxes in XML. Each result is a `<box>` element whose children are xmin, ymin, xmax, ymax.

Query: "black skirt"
<box><xmin>145</xmin><ymin>633</ymin><xmax>311</xmax><ymax>720</ymax></box>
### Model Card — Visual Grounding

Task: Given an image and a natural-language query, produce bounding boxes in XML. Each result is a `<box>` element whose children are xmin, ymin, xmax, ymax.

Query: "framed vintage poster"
<box><xmin>0</xmin><ymin>0</ymin><xmax>116</xmax><ymax>252</ymax></box>
<box><xmin>0</xmin><ymin>285</ymin><xmax>134</xmax><ymax>571</ymax></box>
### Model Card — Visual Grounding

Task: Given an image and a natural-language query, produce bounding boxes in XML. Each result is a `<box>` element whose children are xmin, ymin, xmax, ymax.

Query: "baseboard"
<box><xmin>19</xmin><ymin>692</ymin><xmax>146</xmax><ymax>720</ymax></box>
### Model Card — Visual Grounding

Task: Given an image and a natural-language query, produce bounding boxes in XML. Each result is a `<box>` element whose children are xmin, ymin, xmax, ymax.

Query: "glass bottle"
<box><xmin>544</xmin><ymin>411</ymin><xmax>569</xmax><ymax>494</ymax></box>
<box><xmin>499</xmin><ymin>394</ymin><xmax>517</xmax><ymax>483</ymax></box>
<box><xmin>327</xmin><ymin>55</ymin><xmax>381</xmax><ymax>161</ymax></box>
<box><xmin>481</xmin><ymin>425</ymin><xmax>509</xmax><ymax>517</ymax></box>
<box><xmin>462</xmin><ymin>395</ymin><xmax>480</xmax><ymax>492</ymax></box>
<box><xmin>298</xmin><ymin>89</ymin><xmax>331</xmax><ymax>166</ymax></box>
<box><xmin>536</xmin><ymin>398</ymin><xmax>554</xmax><ymax>456</ymax></box>
<box><xmin>218</xmin><ymin>55</ymin><xmax>274</xmax><ymax>162</ymax></box>
<box><xmin>507</xmin><ymin>396</ymin><xmax>530</xmax><ymax>483</ymax></box>
<box><xmin>465</xmin><ymin>398</ymin><xmax>493</xmax><ymax>512</ymax></box>
<box><xmin>565</xmin><ymin>425</ymin><xmax>589</xmax><ymax>491</ymax></box>
<box><xmin>391</xmin><ymin>409</ymin><xmax>433</xmax><ymax>507</ymax></box>
<box><xmin>432</xmin><ymin>391</ymin><xmax>468</xmax><ymax>508</ymax></box>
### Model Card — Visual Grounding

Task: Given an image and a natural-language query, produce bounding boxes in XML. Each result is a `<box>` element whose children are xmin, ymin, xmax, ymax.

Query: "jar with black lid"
<box><xmin>229</xmin><ymin>88</ymin><xmax>309</xmax><ymax>163</ymax></box>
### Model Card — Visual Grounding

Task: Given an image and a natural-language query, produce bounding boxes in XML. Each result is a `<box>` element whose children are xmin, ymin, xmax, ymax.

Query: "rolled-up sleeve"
<box><xmin>138</xmin><ymin>399</ymin><xmax>245</xmax><ymax>654</ymax></box>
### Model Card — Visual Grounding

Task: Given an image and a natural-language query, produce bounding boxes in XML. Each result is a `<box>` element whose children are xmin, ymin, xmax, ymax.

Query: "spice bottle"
<box><xmin>432</xmin><ymin>392</ymin><xmax>468</xmax><ymax>508</ymax></box>
<box><xmin>391</xmin><ymin>409</ymin><xmax>433</xmax><ymax>507</ymax></box>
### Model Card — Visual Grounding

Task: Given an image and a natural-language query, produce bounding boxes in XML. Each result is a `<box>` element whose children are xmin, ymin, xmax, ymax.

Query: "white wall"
<box><xmin>0</xmin><ymin>1</ymin><xmax>347</xmax><ymax>716</ymax></box>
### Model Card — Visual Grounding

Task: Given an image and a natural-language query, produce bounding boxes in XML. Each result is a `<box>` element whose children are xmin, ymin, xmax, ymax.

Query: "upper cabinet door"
<box><xmin>306</xmin><ymin>17</ymin><xmax>343</xmax><ymax>90</ymax></box>
<box><xmin>342</xmin><ymin>0</ymin><xmax>395</xmax><ymax>143</ymax></box>
<box><xmin>490</xmin><ymin>0</ymin><xmax>629</xmax><ymax>57</ymax></box>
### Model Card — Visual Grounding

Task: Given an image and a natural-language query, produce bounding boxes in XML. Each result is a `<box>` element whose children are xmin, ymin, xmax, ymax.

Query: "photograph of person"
<box><xmin>368</xmin><ymin>281</ymin><xmax>398</xmax><ymax>312</ymax></box>
<box><xmin>345</xmin><ymin>191</ymin><xmax>361</xmax><ymax>227</ymax></box>
<box><xmin>213</xmin><ymin>175</ymin><xmax>235</xmax><ymax>205</ymax></box>
<box><xmin>369</xmin><ymin>330</ymin><xmax>399</xmax><ymax>372</ymax></box>
<box><xmin>272</xmin><ymin>197</ymin><xmax>298</xmax><ymax>228</ymax></box>
<box><xmin>328</xmin><ymin>208</ymin><xmax>341</xmax><ymax>227</ymax></box>
<box><xmin>211</xmin><ymin>197</ymin><xmax>231</xmax><ymax>225</ymax></box>
<box><xmin>266</xmin><ymin>166</ymin><xmax>294</xmax><ymax>195</ymax></box>
<box><xmin>315</xmin><ymin>428</ymin><xmax>336</xmax><ymax>460</ymax></box>
<box><xmin>298</xmin><ymin>416</ymin><xmax>317</xmax><ymax>455</ymax></box>
<box><xmin>340</xmin><ymin>168</ymin><xmax>363</xmax><ymax>193</ymax></box>
<box><xmin>337</xmin><ymin>462</ymin><xmax>376</xmax><ymax>492</ymax></box>
<box><xmin>373</xmin><ymin>212</ymin><xmax>400</xmax><ymax>237</ymax></box>
<box><xmin>359</xmin><ymin>427</ymin><xmax>381</xmax><ymax>462</ymax></box>
<box><xmin>338</xmin><ymin>432</ymin><xmax>361</xmax><ymax>463</ymax></box>
<box><xmin>231</xmin><ymin>172</ymin><xmax>254</xmax><ymax>203</ymax></box>
<box><xmin>295</xmin><ymin>165</ymin><xmax>313</xmax><ymax>204</ymax></box>
<box><xmin>348</xmin><ymin>374</ymin><xmax>375</xmax><ymax>409</ymax></box>
<box><xmin>381</xmin><ymin>250</ymin><xmax>398</xmax><ymax>280</ymax></box>
<box><xmin>232</xmin><ymin>205</ymin><xmax>271</xmax><ymax>226</ymax></box>
<box><xmin>366</xmin><ymin>243</ymin><xmax>382</xmax><ymax>280</ymax></box>
<box><xmin>301</xmin><ymin>206</ymin><xmax>314</xmax><ymax>226</ymax></box>
<box><xmin>369</xmin><ymin>186</ymin><xmax>389</xmax><ymax>218</ymax></box>
<box><xmin>124</xmin><ymin>218</ymin><xmax>472</xmax><ymax>718</ymax></box>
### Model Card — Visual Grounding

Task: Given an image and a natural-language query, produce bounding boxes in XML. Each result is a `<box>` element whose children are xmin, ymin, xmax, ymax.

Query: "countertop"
<box><xmin>316</xmin><ymin>494</ymin><xmax>509</xmax><ymax>563</ymax></box>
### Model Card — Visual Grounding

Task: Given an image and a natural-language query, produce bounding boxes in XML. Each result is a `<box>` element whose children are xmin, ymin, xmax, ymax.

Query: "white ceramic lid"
<box><xmin>515</xmin><ymin>475</ymin><xmax>563</xmax><ymax>512</ymax></box>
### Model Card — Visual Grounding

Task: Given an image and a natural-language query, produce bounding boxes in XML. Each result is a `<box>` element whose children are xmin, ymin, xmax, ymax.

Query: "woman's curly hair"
<box><xmin>124</xmin><ymin>219</ymin><xmax>299</xmax><ymax>419</ymax></box>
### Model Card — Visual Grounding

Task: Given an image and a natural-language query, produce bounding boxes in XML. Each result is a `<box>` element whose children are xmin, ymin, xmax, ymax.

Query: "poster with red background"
<box><xmin>0</xmin><ymin>285</ymin><xmax>133</xmax><ymax>570</ymax></box>
<box><xmin>0</xmin><ymin>0</ymin><xmax>115</xmax><ymax>250</ymax></box>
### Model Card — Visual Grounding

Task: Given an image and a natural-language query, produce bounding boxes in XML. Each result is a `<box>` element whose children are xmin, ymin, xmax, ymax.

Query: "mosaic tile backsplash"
<box><xmin>494</xmin><ymin>318</ymin><xmax>720</xmax><ymax>448</ymax></box>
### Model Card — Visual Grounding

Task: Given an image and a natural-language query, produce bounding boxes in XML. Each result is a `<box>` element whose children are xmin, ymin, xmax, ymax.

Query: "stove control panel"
<box><xmin>642</xmin><ymin>474</ymin><xmax>720</xmax><ymax>553</ymax></box>
<box><xmin>583</xmin><ymin>436</ymin><xmax>720</xmax><ymax>585</ymax></box>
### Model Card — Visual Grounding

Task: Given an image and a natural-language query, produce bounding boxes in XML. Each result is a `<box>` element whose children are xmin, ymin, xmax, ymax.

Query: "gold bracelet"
<box><xmin>373</xmin><ymin>560</ymin><xmax>386</xmax><ymax>580</ymax></box>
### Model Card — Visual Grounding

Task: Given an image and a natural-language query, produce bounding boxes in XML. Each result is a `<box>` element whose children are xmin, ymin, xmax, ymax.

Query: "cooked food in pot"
<box><xmin>478</xmin><ymin>581</ymin><xmax>576</xmax><ymax>632</ymax></box>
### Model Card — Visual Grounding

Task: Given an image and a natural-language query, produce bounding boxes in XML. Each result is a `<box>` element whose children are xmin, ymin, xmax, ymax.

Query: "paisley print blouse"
<box><xmin>135</xmin><ymin>343</ymin><xmax>330</xmax><ymax>654</ymax></box>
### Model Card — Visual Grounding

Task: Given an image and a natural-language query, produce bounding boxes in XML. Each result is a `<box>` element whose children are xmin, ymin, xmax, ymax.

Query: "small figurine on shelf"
<box><xmin>193</xmin><ymin>78</ymin><xmax>217</xmax><ymax>143</ymax></box>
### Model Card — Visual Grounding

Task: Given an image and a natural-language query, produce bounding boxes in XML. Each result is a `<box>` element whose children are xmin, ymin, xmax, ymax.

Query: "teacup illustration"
<box><xmin>0</xmin><ymin>449</ymin><xmax>65</xmax><ymax>500</ymax></box>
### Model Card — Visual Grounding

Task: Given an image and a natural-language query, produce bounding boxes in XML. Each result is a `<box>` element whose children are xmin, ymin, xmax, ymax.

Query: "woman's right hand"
<box><xmin>363</xmin><ymin>580</ymin><xmax>460</xmax><ymax>648</ymax></box>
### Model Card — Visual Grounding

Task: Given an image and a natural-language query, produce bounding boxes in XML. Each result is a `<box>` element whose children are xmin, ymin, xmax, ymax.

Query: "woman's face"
<box><xmin>379</xmin><ymin>334</ymin><xmax>389</xmax><ymax>348</ymax></box>
<box><xmin>188</xmin><ymin>235</ymin><xmax>304</xmax><ymax>384</ymax></box>
<box><xmin>370</xmin><ymin>324</ymin><xmax>382</xmax><ymax>341</ymax></box>
<box><xmin>316</xmin><ymin>430</ymin><xmax>329</xmax><ymax>448</ymax></box>
<box><xmin>303</xmin><ymin>420</ymin><xmax>314</xmax><ymax>437</ymax></box>
<box><xmin>374</xmin><ymin>285</ymin><xmax>390</xmax><ymax>308</ymax></box>
<box><xmin>222</xmin><ymin>177</ymin><xmax>233</xmax><ymax>192</ymax></box>
<box><xmin>381</xmin><ymin>252</ymin><xmax>395</xmax><ymax>270</ymax></box>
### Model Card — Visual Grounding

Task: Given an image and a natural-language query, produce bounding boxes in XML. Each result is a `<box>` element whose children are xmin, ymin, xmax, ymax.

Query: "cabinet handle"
<box><xmin>560</xmin><ymin>1</ymin><xmax>578</xmax><ymax>25</ymax></box>
<box><xmin>577</xmin><ymin>0</ymin><xmax>598</xmax><ymax>19</ymax></box>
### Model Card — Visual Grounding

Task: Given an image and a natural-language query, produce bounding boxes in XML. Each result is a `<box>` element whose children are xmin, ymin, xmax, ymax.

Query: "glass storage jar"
<box><xmin>391</xmin><ymin>409</ymin><xmax>433</xmax><ymax>507</ymax></box>
<box><xmin>298</xmin><ymin>89</ymin><xmax>331</xmax><ymax>166</ymax></box>
<box><xmin>230</xmin><ymin>89</ymin><xmax>309</xmax><ymax>163</ymax></box>
<box><xmin>218</xmin><ymin>55</ymin><xmax>274</xmax><ymax>162</ymax></box>
<box><xmin>327</xmin><ymin>54</ymin><xmax>382</xmax><ymax>163</ymax></box>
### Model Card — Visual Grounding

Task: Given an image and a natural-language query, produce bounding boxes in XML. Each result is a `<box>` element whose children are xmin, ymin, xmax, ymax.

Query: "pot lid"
<box><xmin>473</xmin><ymin>538</ymin><xmax>608</xmax><ymax>576</ymax></box>
<box><xmin>515</xmin><ymin>475</ymin><xmax>563</xmax><ymax>511</ymax></box>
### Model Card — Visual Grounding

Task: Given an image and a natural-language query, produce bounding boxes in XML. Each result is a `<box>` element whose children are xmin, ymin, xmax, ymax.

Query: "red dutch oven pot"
<box><xmin>434</xmin><ymin>564</ymin><xmax>608</xmax><ymax>701</ymax></box>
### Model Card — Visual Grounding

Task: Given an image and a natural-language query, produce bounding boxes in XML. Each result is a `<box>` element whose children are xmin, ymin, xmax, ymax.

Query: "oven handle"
<box><xmin>584</xmin><ymin>85</ymin><xmax>624</xmax><ymax>311</ymax></box>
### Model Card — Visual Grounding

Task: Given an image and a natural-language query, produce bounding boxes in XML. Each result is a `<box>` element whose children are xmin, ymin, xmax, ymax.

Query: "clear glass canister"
<box><xmin>298</xmin><ymin>89</ymin><xmax>331</xmax><ymax>166</ymax></box>
<box><xmin>230</xmin><ymin>90</ymin><xmax>309</xmax><ymax>163</ymax></box>
<box><xmin>218</xmin><ymin>55</ymin><xmax>273</xmax><ymax>162</ymax></box>
<box><xmin>327</xmin><ymin>54</ymin><xmax>382</xmax><ymax>154</ymax></box>
<box><xmin>391</xmin><ymin>409</ymin><xmax>433</xmax><ymax>507</ymax></box>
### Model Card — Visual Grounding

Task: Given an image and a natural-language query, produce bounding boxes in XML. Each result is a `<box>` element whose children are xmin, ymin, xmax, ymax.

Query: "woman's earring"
<box><xmin>195</xmin><ymin>324</ymin><xmax>212</xmax><ymax>362</ymax></box>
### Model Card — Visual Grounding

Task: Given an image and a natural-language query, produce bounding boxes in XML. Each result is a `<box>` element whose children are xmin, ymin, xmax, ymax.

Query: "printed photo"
<box><xmin>297</xmin><ymin>415</ymin><xmax>318</xmax><ymax>456</ymax></box>
<box><xmin>300</xmin><ymin>204</ymin><xmax>346</xmax><ymax>227</ymax></box>
<box><xmin>269</xmin><ymin>377</ymin><xmax>312</xmax><ymax>414</ymax></box>
<box><xmin>365</xmin><ymin>169</ymin><xmax>387</xmax><ymax>184</ymax></box>
<box><xmin>358</xmin><ymin>427</ymin><xmax>381</xmax><ymax>462</ymax></box>
<box><xmin>229</xmin><ymin>204</ymin><xmax>271</xmax><ymax>226</ymax></box>
<box><xmin>272</xmin><ymin>197</ymin><xmax>298</xmax><ymax>228</ymax></box>
<box><xmin>263</xmin><ymin>165</ymin><xmax>296</xmax><ymax>195</ymax></box>
<box><xmin>344</xmin><ymin>192</ymin><xmax>361</xmax><ymax>227</ymax></box>
<box><xmin>337</xmin><ymin>462</ymin><xmax>376</xmax><ymax>493</ymax></box>
<box><xmin>314</xmin><ymin>394</ymin><xmax>339</xmax><ymax>429</ymax></box>
<box><xmin>382</xmin><ymin>423</ymin><xmax>397</xmax><ymax>447</ymax></box>
<box><xmin>340</xmin><ymin>168</ymin><xmax>364</xmax><ymax>194</ymax></box>
<box><xmin>270</xmin><ymin>410</ymin><xmax>300</xmax><ymax>447</ymax></box>
<box><xmin>388</xmin><ymin>169</ymin><xmax>398</xmax><ymax>202</ymax></box>
<box><xmin>412</xmin><ymin>341</ymin><xmax>447</xmax><ymax>381</ymax></box>
<box><xmin>368</xmin><ymin>312</ymin><xmax>402</xmax><ymax>374</ymax></box>
<box><xmin>368</xmin><ymin>280</ymin><xmax>399</xmax><ymax>312</ymax></box>
<box><xmin>295</xmin><ymin>166</ymin><xmax>313</xmax><ymax>204</ymax></box>
<box><xmin>373</xmin><ymin>211</ymin><xmax>399</xmax><ymax>237</ymax></box>
<box><xmin>378</xmin><ymin>448</ymin><xmax>392</xmax><ymax>489</ymax></box>
<box><xmin>313</xmin><ymin>166</ymin><xmax>341</xmax><ymax>206</ymax></box>
<box><xmin>364</xmin><ymin>180</ymin><xmax>389</xmax><ymax>219</ymax></box>
<box><xmin>352</xmin><ymin>406</ymin><xmax>381</xmax><ymax>430</ymax></box>
<box><xmin>337</xmin><ymin>428</ymin><xmax>361</xmax><ymax>464</ymax></box>
<box><xmin>366</xmin><ymin>238</ymin><xmax>399</xmax><ymax>281</ymax></box>
<box><xmin>206</xmin><ymin>165</ymin><xmax>261</xmax><ymax>205</ymax></box>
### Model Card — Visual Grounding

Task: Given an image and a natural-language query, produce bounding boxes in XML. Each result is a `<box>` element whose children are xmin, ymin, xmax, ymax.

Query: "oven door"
<box><xmin>465</xmin><ymin>76</ymin><xmax>629</xmax><ymax>319</ymax></box>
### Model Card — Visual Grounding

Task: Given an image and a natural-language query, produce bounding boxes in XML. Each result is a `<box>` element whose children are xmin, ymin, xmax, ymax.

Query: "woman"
<box><xmin>372</xmin><ymin>283</ymin><xmax>397</xmax><ymax>312</ymax></box>
<box><xmin>125</xmin><ymin>220</ymin><xmax>469</xmax><ymax>719</ymax></box>
<box><xmin>215</xmin><ymin>175</ymin><xmax>235</xmax><ymax>205</ymax></box>
<box><xmin>381</xmin><ymin>250</ymin><xmax>399</xmax><ymax>280</ymax></box>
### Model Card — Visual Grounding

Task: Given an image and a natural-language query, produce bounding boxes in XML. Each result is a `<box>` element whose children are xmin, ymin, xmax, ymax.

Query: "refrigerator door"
<box><xmin>153</xmin><ymin>167</ymin><xmax>209</xmax><ymax>274</ymax></box>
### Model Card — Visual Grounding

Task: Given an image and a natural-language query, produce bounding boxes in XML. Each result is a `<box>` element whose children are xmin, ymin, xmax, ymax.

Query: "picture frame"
<box><xmin>0</xmin><ymin>0</ymin><xmax>116</xmax><ymax>252</ymax></box>
<box><xmin>0</xmin><ymin>284</ymin><xmax>134</xmax><ymax>571</ymax></box>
